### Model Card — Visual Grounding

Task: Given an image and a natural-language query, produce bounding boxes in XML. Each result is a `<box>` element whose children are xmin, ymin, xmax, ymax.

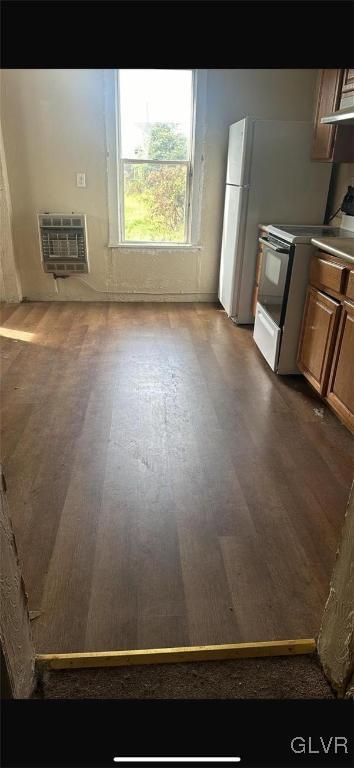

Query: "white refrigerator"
<box><xmin>218</xmin><ymin>118</ymin><xmax>332</xmax><ymax>324</ymax></box>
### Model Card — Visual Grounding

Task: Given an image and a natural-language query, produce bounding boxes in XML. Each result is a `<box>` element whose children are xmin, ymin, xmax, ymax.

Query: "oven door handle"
<box><xmin>257</xmin><ymin>308</ymin><xmax>277</xmax><ymax>335</ymax></box>
<box><xmin>259</xmin><ymin>236</ymin><xmax>290</xmax><ymax>253</ymax></box>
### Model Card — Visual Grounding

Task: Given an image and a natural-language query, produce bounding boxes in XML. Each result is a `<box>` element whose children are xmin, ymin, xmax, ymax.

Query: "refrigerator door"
<box><xmin>218</xmin><ymin>184</ymin><xmax>249</xmax><ymax>317</ymax></box>
<box><xmin>226</xmin><ymin>118</ymin><xmax>253</xmax><ymax>186</ymax></box>
<box><xmin>235</xmin><ymin>119</ymin><xmax>332</xmax><ymax>325</ymax></box>
<box><xmin>245</xmin><ymin>120</ymin><xmax>332</xmax><ymax>225</ymax></box>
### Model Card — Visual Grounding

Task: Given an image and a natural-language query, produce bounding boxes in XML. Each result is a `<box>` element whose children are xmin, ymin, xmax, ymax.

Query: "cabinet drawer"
<box><xmin>310</xmin><ymin>253</ymin><xmax>347</xmax><ymax>296</ymax></box>
<box><xmin>346</xmin><ymin>270</ymin><xmax>354</xmax><ymax>302</ymax></box>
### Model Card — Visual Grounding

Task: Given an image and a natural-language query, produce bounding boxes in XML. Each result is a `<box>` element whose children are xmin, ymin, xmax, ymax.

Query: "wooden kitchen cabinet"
<box><xmin>252</xmin><ymin>242</ymin><xmax>263</xmax><ymax>317</ymax></box>
<box><xmin>297</xmin><ymin>286</ymin><xmax>341</xmax><ymax>395</ymax></box>
<box><xmin>326</xmin><ymin>300</ymin><xmax>354</xmax><ymax>432</ymax></box>
<box><xmin>346</xmin><ymin>270</ymin><xmax>354</xmax><ymax>302</ymax></box>
<box><xmin>298</xmin><ymin>250</ymin><xmax>354</xmax><ymax>432</ymax></box>
<box><xmin>341</xmin><ymin>68</ymin><xmax>354</xmax><ymax>95</ymax></box>
<box><xmin>311</xmin><ymin>69</ymin><xmax>354</xmax><ymax>162</ymax></box>
<box><xmin>252</xmin><ymin>226</ymin><xmax>267</xmax><ymax>318</ymax></box>
<box><xmin>312</xmin><ymin>69</ymin><xmax>343</xmax><ymax>161</ymax></box>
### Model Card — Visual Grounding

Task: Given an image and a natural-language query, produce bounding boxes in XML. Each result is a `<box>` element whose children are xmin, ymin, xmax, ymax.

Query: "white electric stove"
<box><xmin>253</xmin><ymin>220</ymin><xmax>354</xmax><ymax>374</ymax></box>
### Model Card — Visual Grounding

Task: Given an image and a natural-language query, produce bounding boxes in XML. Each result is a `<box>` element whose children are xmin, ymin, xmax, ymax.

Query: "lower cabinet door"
<box><xmin>326</xmin><ymin>300</ymin><xmax>354</xmax><ymax>432</ymax></box>
<box><xmin>297</xmin><ymin>287</ymin><xmax>341</xmax><ymax>395</ymax></box>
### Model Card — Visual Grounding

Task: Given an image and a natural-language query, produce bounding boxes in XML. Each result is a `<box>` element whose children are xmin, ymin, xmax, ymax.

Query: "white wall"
<box><xmin>0</xmin><ymin>69</ymin><xmax>318</xmax><ymax>302</ymax></box>
<box><xmin>0</xmin><ymin>119</ymin><xmax>22</xmax><ymax>302</ymax></box>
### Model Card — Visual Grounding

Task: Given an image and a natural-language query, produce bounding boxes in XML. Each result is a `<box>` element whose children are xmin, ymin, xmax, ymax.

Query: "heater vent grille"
<box><xmin>38</xmin><ymin>214</ymin><xmax>89</xmax><ymax>274</ymax></box>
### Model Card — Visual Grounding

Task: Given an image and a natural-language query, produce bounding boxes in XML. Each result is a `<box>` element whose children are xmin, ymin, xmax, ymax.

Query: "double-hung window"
<box><xmin>109</xmin><ymin>69</ymin><xmax>201</xmax><ymax>247</ymax></box>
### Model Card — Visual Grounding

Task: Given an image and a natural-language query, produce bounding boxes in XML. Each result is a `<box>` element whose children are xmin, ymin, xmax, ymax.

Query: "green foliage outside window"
<box><xmin>124</xmin><ymin>123</ymin><xmax>189</xmax><ymax>242</ymax></box>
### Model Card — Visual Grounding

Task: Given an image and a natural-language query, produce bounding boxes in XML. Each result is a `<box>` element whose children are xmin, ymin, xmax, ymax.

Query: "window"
<box><xmin>117</xmin><ymin>69</ymin><xmax>194</xmax><ymax>245</ymax></box>
<box><xmin>105</xmin><ymin>69</ymin><xmax>205</xmax><ymax>248</ymax></box>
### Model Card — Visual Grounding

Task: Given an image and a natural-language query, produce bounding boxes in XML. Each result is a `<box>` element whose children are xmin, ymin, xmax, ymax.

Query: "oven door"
<box><xmin>257</xmin><ymin>237</ymin><xmax>293</xmax><ymax>329</ymax></box>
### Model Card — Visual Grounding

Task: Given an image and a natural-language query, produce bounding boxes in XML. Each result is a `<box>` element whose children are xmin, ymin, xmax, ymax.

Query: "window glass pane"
<box><xmin>119</xmin><ymin>70</ymin><xmax>193</xmax><ymax>160</ymax></box>
<box><xmin>123</xmin><ymin>162</ymin><xmax>188</xmax><ymax>243</ymax></box>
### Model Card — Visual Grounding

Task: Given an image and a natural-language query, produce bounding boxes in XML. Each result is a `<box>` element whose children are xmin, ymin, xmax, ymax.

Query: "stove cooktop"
<box><xmin>267</xmin><ymin>225</ymin><xmax>343</xmax><ymax>244</ymax></box>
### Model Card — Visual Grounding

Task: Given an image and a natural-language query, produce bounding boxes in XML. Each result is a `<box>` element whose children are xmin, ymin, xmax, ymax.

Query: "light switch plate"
<box><xmin>76</xmin><ymin>173</ymin><xmax>86</xmax><ymax>188</ymax></box>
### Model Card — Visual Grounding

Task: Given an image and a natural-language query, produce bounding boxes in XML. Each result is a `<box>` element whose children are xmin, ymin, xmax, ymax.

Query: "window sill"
<box><xmin>108</xmin><ymin>242</ymin><xmax>202</xmax><ymax>250</ymax></box>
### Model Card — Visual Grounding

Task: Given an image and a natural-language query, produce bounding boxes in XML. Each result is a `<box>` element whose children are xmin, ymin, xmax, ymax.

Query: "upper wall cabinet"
<box><xmin>312</xmin><ymin>69</ymin><xmax>354</xmax><ymax>163</ymax></box>
<box><xmin>341</xmin><ymin>68</ymin><xmax>354</xmax><ymax>97</ymax></box>
<box><xmin>312</xmin><ymin>69</ymin><xmax>343</xmax><ymax>161</ymax></box>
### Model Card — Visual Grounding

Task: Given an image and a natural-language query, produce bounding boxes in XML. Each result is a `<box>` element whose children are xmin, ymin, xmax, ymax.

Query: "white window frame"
<box><xmin>104</xmin><ymin>69</ymin><xmax>206</xmax><ymax>249</ymax></box>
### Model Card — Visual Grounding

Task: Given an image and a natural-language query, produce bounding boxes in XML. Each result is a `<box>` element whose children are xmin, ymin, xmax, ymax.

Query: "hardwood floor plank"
<box><xmin>85</xmin><ymin>329</ymin><xmax>189</xmax><ymax>651</ymax></box>
<box><xmin>178</xmin><ymin>526</ymin><xmax>240</xmax><ymax>646</ymax></box>
<box><xmin>220</xmin><ymin>535</ymin><xmax>287</xmax><ymax>642</ymax></box>
<box><xmin>0</xmin><ymin>301</ymin><xmax>33</xmax><ymax>327</ymax></box>
<box><xmin>34</xmin><ymin>363</ymin><xmax>114</xmax><ymax>652</ymax></box>
<box><xmin>17</xmin><ymin>324</ymin><xmax>93</xmax><ymax>609</ymax></box>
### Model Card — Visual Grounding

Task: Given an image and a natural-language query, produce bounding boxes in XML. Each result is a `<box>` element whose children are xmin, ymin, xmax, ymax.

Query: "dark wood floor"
<box><xmin>1</xmin><ymin>302</ymin><xmax>353</xmax><ymax>653</ymax></box>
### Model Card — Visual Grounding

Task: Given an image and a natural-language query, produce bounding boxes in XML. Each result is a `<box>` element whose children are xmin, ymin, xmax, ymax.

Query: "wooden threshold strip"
<box><xmin>36</xmin><ymin>638</ymin><xmax>316</xmax><ymax>670</ymax></box>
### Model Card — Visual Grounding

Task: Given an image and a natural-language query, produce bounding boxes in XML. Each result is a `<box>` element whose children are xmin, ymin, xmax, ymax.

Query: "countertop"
<box><xmin>311</xmin><ymin>236</ymin><xmax>354</xmax><ymax>265</ymax></box>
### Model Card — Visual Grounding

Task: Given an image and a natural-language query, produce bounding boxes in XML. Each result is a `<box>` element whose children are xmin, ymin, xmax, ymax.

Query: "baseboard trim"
<box><xmin>36</xmin><ymin>639</ymin><xmax>316</xmax><ymax>670</ymax></box>
<box><xmin>20</xmin><ymin>293</ymin><xmax>218</xmax><ymax>303</ymax></box>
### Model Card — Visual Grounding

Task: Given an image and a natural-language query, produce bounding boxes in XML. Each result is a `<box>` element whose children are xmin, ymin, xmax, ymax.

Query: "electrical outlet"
<box><xmin>76</xmin><ymin>173</ymin><xmax>86</xmax><ymax>188</ymax></box>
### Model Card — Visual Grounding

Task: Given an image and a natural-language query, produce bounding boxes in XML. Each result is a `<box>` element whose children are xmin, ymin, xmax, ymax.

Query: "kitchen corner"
<box><xmin>311</xmin><ymin>209</ymin><xmax>354</xmax><ymax>264</ymax></box>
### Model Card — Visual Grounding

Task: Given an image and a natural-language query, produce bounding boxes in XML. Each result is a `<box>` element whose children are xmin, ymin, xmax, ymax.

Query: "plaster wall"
<box><xmin>0</xmin><ymin>119</ymin><xmax>22</xmax><ymax>302</ymax></box>
<box><xmin>1</xmin><ymin>69</ymin><xmax>318</xmax><ymax>302</ymax></box>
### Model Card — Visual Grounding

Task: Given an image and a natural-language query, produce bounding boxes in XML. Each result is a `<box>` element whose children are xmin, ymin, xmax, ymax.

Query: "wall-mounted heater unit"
<box><xmin>38</xmin><ymin>214</ymin><xmax>89</xmax><ymax>274</ymax></box>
